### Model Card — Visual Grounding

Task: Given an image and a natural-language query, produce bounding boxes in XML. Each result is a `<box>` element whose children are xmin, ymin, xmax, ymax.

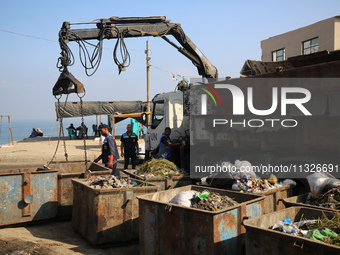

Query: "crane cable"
<box><xmin>77</xmin><ymin>91</ymin><xmax>88</xmax><ymax>169</ymax></box>
<box><xmin>46</xmin><ymin>95</ymin><xmax>69</xmax><ymax>167</ymax></box>
<box><xmin>112</xmin><ymin>27</ymin><xmax>131</xmax><ymax>74</ymax></box>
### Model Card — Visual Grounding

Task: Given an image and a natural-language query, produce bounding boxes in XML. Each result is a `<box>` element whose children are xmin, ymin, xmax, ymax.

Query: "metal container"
<box><xmin>49</xmin><ymin>161</ymin><xmax>111</xmax><ymax>219</ymax></box>
<box><xmin>243</xmin><ymin>206</ymin><xmax>340</xmax><ymax>255</ymax></box>
<box><xmin>123</xmin><ymin>169</ymin><xmax>192</xmax><ymax>190</ymax></box>
<box><xmin>71</xmin><ymin>178</ymin><xmax>158</xmax><ymax>246</ymax></box>
<box><xmin>226</xmin><ymin>184</ymin><xmax>293</xmax><ymax>214</ymax></box>
<box><xmin>0</xmin><ymin>168</ymin><xmax>58</xmax><ymax>227</ymax></box>
<box><xmin>257</xmin><ymin>185</ymin><xmax>294</xmax><ymax>214</ymax></box>
<box><xmin>283</xmin><ymin>192</ymin><xmax>339</xmax><ymax>212</ymax></box>
<box><xmin>138</xmin><ymin>185</ymin><xmax>265</xmax><ymax>255</ymax></box>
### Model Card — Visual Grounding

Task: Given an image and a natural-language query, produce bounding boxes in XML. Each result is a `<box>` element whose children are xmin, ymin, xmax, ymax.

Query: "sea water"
<box><xmin>0</xmin><ymin>117</ymin><xmax>134</xmax><ymax>145</ymax></box>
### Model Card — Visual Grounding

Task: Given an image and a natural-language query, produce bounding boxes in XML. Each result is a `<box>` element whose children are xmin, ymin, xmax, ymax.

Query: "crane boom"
<box><xmin>53</xmin><ymin>16</ymin><xmax>217</xmax><ymax>95</ymax></box>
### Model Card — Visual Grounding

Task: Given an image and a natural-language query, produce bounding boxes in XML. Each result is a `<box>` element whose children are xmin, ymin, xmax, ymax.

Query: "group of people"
<box><xmin>67</xmin><ymin>122</ymin><xmax>88</xmax><ymax>139</ymax></box>
<box><xmin>29</xmin><ymin>128</ymin><xmax>43</xmax><ymax>138</ymax></box>
<box><xmin>94</xmin><ymin>123</ymin><xmax>176</xmax><ymax>175</ymax></box>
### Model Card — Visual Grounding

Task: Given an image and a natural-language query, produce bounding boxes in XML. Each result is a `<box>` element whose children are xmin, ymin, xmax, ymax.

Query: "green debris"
<box><xmin>196</xmin><ymin>192</ymin><xmax>210</xmax><ymax>200</ymax></box>
<box><xmin>306</xmin><ymin>228</ymin><xmax>338</xmax><ymax>241</ymax></box>
<box><xmin>137</xmin><ymin>158</ymin><xmax>180</xmax><ymax>177</ymax></box>
<box><xmin>304</xmin><ymin>211</ymin><xmax>340</xmax><ymax>246</ymax></box>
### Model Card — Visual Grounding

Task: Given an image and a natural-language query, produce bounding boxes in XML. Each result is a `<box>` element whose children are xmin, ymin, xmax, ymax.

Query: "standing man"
<box><xmin>120</xmin><ymin>124</ymin><xmax>139</xmax><ymax>169</ymax></box>
<box><xmin>158</xmin><ymin>127</ymin><xmax>174</xmax><ymax>160</ymax></box>
<box><xmin>94</xmin><ymin>124</ymin><xmax>119</xmax><ymax>174</ymax></box>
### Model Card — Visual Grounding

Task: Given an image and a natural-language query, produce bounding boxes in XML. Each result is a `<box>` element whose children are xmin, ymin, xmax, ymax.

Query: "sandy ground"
<box><xmin>0</xmin><ymin>136</ymin><xmax>104</xmax><ymax>170</ymax></box>
<box><xmin>0</xmin><ymin>136</ymin><xmax>142</xmax><ymax>254</ymax></box>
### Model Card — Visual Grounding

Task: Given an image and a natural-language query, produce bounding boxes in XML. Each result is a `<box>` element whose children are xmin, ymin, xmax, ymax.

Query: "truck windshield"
<box><xmin>151</xmin><ymin>101</ymin><xmax>164</xmax><ymax>129</ymax></box>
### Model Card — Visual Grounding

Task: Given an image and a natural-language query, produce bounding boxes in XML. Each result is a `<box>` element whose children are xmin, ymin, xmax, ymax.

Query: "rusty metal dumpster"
<box><xmin>137</xmin><ymin>185</ymin><xmax>265</xmax><ymax>255</ymax></box>
<box><xmin>71</xmin><ymin>178</ymin><xmax>158</xmax><ymax>246</ymax></box>
<box><xmin>257</xmin><ymin>185</ymin><xmax>294</xmax><ymax>214</ymax></box>
<box><xmin>0</xmin><ymin>168</ymin><xmax>58</xmax><ymax>227</ymax></box>
<box><xmin>123</xmin><ymin>169</ymin><xmax>192</xmax><ymax>190</ymax></box>
<box><xmin>283</xmin><ymin>193</ymin><xmax>339</xmax><ymax>212</ymax></box>
<box><xmin>225</xmin><ymin>184</ymin><xmax>293</xmax><ymax>214</ymax></box>
<box><xmin>49</xmin><ymin>161</ymin><xmax>111</xmax><ymax>218</ymax></box>
<box><xmin>243</xmin><ymin>206</ymin><xmax>340</xmax><ymax>255</ymax></box>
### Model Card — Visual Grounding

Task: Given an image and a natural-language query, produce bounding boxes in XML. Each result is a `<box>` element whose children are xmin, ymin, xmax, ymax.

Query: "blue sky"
<box><xmin>0</xmin><ymin>0</ymin><xmax>339</xmax><ymax>122</ymax></box>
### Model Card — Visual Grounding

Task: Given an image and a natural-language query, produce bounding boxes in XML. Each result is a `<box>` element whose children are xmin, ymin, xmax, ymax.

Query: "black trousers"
<box><xmin>124</xmin><ymin>151</ymin><xmax>136</xmax><ymax>169</ymax></box>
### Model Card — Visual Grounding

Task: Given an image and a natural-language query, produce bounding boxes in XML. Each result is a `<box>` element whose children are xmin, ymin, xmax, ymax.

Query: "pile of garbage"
<box><xmin>87</xmin><ymin>175</ymin><xmax>139</xmax><ymax>189</ymax></box>
<box><xmin>169</xmin><ymin>190</ymin><xmax>238</xmax><ymax>212</ymax></box>
<box><xmin>232</xmin><ymin>174</ymin><xmax>282</xmax><ymax>193</ymax></box>
<box><xmin>272</xmin><ymin>212</ymin><xmax>340</xmax><ymax>246</ymax></box>
<box><xmin>138</xmin><ymin>158</ymin><xmax>181</xmax><ymax>178</ymax></box>
<box><xmin>202</xmin><ymin>159</ymin><xmax>296</xmax><ymax>192</ymax></box>
<box><xmin>305</xmin><ymin>172</ymin><xmax>340</xmax><ymax>210</ymax></box>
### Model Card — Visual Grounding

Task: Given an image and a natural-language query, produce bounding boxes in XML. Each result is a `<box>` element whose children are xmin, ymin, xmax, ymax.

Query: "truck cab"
<box><xmin>145</xmin><ymin>90</ymin><xmax>189</xmax><ymax>157</ymax></box>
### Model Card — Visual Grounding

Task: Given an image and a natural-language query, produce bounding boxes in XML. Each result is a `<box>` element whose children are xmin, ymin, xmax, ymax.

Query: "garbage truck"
<box><xmin>52</xmin><ymin>16</ymin><xmax>340</xmax><ymax>194</ymax></box>
<box><xmin>144</xmin><ymin>50</ymin><xmax>340</xmax><ymax>194</ymax></box>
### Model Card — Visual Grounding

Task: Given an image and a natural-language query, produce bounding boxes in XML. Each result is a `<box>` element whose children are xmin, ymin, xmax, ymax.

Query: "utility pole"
<box><xmin>146</xmin><ymin>40</ymin><xmax>151</xmax><ymax>125</ymax></box>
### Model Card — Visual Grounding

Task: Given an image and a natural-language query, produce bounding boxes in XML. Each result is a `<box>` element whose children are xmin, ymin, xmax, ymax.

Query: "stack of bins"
<box><xmin>49</xmin><ymin>161</ymin><xmax>111</xmax><ymax>219</ymax></box>
<box><xmin>243</xmin><ymin>206</ymin><xmax>340</xmax><ymax>254</ymax></box>
<box><xmin>137</xmin><ymin>185</ymin><xmax>265</xmax><ymax>255</ymax></box>
<box><xmin>283</xmin><ymin>192</ymin><xmax>339</xmax><ymax>212</ymax></box>
<box><xmin>0</xmin><ymin>168</ymin><xmax>58</xmax><ymax>227</ymax></box>
<box><xmin>71</xmin><ymin>178</ymin><xmax>159</xmax><ymax>246</ymax></box>
<box><xmin>124</xmin><ymin>169</ymin><xmax>192</xmax><ymax>190</ymax></box>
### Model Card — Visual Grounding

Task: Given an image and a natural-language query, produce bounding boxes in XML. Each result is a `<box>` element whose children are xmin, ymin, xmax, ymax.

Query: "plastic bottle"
<box><xmin>272</xmin><ymin>221</ymin><xmax>298</xmax><ymax>234</ymax></box>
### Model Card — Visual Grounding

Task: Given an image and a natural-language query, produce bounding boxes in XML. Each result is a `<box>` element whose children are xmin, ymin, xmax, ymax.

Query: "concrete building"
<box><xmin>261</xmin><ymin>16</ymin><xmax>340</xmax><ymax>62</ymax></box>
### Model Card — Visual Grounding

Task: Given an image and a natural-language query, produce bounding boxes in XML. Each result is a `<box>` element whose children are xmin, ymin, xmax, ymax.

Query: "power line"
<box><xmin>0</xmin><ymin>29</ymin><xmax>58</xmax><ymax>43</ymax></box>
<box><xmin>150</xmin><ymin>64</ymin><xmax>186</xmax><ymax>80</ymax></box>
<box><xmin>0</xmin><ymin>28</ymin><xmax>145</xmax><ymax>51</ymax></box>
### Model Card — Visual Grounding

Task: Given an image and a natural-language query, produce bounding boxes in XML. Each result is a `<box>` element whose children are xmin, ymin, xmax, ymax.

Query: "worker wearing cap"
<box><xmin>94</xmin><ymin>124</ymin><xmax>119</xmax><ymax>174</ymax></box>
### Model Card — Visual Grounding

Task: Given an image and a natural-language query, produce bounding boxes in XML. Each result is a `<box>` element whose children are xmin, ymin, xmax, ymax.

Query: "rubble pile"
<box><xmin>306</xmin><ymin>172</ymin><xmax>340</xmax><ymax>209</ymax></box>
<box><xmin>169</xmin><ymin>190</ymin><xmax>238</xmax><ymax>211</ymax></box>
<box><xmin>138</xmin><ymin>158</ymin><xmax>181</xmax><ymax>178</ymax></box>
<box><xmin>87</xmin><ymin>175</ymin><xmax>139</xmax><ymax>189</ymax></box>
<box><xmin>202</xmin><ymin>160</ymin><xmax>296</xmax><ymax>192</ymax></box>
<box><xmin>308</xmin><ymin>188</ymin><xmax>340</xmax><ymax>210</ymax></box>
<box><xmin>233</xmin><ymin>175</ymin><xmax>282</xmax><ymax>193</ymax></box>
<box><xmin>191</xmin><ymin>191</ymin><xmax>238</xmax><ymax>211</ymax></box>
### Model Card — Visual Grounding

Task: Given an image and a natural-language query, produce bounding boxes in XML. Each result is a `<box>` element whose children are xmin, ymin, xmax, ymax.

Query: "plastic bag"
<box><xmin>282</xmin><ymin>179</ymin><xmax>297</xmax><ymax>186</ymax></box>
<box><xmin>307</xmin><ymin>172</ymin><xmax>340</xmax><ymax>199</ymax></box>
<box><xmin>169</xmin><ymin>190</ymin><xmax>197</xmax><ymax>207</ymax></box>
<box><xmin>234</xmin><ymin>160</ymin><xmax>257</xmax><ymax>179</ymax></box>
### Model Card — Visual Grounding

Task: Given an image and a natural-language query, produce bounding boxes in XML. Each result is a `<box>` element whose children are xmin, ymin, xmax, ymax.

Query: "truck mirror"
<box><xmin>141</xmin><ymin>113</ymin><xmax>147</xmax><ymax>125</ymax></box>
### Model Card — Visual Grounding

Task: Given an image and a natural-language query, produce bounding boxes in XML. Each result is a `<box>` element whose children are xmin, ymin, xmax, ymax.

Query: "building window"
<box><xmin>272</xmin><ymin>48</ymin><xmax>285</xmax><ymax>62</ymax></box>
<box><xmin>303</xmin><ymin>37</ymin><xmax>319</xmax><ymax>55</ymax></box>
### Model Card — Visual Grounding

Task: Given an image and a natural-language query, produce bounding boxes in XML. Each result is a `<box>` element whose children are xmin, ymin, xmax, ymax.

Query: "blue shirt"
<box><xmin>158</xmin><ymin>133</ymin><xmax>172</xmax><ymax>159</ymax></box>
<box><xmin>120</xmin><ymin>132</ymin><xmax>138</xmax><ymax>153</ymax></box>
<box><xmin>102</xmin><ymin>134</ymin><xmax>119</xmax><ymax>164</ymax></box>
